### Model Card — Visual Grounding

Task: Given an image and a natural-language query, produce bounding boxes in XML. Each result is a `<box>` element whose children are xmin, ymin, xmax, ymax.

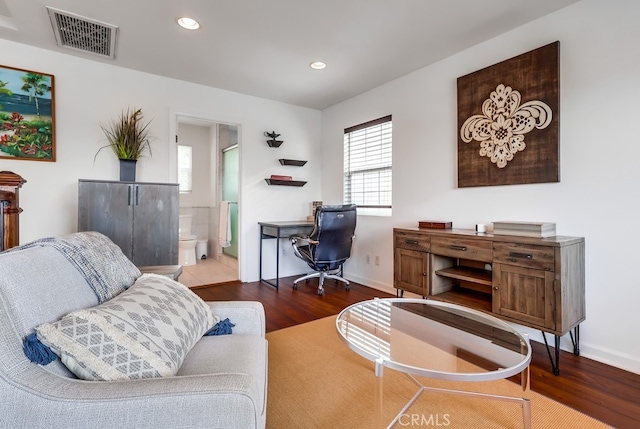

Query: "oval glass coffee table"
<box><xmin>336</xmin><ymin>298</ymin><xmax>531</xmax><ymax>429</ymax></box>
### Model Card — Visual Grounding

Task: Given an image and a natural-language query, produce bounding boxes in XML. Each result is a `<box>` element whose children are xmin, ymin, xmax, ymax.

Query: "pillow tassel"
<box><xmin>205</xmin><ymin>318</ymin><xmax>235</xmax><ymax>336</ymax></box>
<box><xmin>23</xmin><ymin>333</ymin><xmax>57</xmax><ymax>365</ymax></box>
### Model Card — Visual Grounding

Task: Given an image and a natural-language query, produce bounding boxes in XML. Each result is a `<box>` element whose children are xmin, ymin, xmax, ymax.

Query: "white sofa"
<box><xmin>0</xmin><ymin>232</ymin><xmax>267</xmax><ymax>429</ymax></box>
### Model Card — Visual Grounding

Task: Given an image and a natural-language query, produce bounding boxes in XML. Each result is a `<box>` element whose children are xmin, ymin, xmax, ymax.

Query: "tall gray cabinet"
<box><xmin>78</xmin><ymin>179</ymin><xmax>179</xmax><ymax>266</ymax></box>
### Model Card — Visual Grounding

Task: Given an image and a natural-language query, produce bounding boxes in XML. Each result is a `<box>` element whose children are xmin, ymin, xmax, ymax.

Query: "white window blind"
<box><xmin>177</xmin><ymin>145</ymin><xmax>192</xmax><ymax>193</ymax></box>
<box><xmin>344</xmin><ymin>115</ymin><xmax>392</xmax><ymax>208</ymax></box>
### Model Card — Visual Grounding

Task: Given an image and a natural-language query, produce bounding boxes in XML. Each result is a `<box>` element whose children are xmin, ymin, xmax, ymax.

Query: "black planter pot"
<box><xmin>119</xmin><ymin>159</ymin><xmax>137</xmax><ymax>182</ymax></box>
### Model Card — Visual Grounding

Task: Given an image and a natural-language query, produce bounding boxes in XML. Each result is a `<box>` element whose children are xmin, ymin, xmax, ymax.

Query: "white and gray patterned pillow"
<box><xmin>35</xmin><ymin>274</ymin><xmax>218</xmax><ymax>381</ymax></box>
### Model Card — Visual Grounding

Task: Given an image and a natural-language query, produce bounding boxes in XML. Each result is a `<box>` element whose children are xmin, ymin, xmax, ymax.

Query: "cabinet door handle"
<box><xmin>135</xmin><ymin>185</ymin><xmax>139</xmax><ymax>206</ymax></box>
<box><xmin>509</xmin><ymin>251</ymin><xmax>532</xmax><ymax>259</ymax></box>
<box><xmin>450</xmin><ymin>245</ymin><xmax>467</xmax><ymax>251</ymax></box>
<box><xmin>127</xmin><ymin>185</ymin><xmax>133</xmax><ymax>206</ymax></box>
<box><xmin>405</xmin><ymin>239</ymin><xmax>419</xmax><ymax>245</ymax></box>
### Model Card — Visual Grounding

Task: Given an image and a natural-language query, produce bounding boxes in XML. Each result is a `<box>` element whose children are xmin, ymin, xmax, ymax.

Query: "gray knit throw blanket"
<box><xmin>7</xmin><ymin>231</ymin><xmax>140</xmax><ymax>303</ymax></box>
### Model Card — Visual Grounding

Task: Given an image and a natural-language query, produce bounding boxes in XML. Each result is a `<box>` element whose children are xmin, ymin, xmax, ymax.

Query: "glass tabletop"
<box><xmin>336</xmin><ymin>298</ymin><xmax>531</xmax><ymax>382</ymax></box>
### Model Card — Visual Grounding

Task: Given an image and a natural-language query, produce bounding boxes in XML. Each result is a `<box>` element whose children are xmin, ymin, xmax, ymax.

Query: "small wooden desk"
<box><xmin>258</xmin><ymin>220</ymin><xmax>314</xmax><ymax>289</ymax></box>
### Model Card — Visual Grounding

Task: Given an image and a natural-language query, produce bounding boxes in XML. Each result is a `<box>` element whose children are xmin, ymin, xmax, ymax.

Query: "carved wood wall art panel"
<box><xmin>457</xmin><ymin>41</ymin><xmax>559</xmax><ymax>188</ymax></box>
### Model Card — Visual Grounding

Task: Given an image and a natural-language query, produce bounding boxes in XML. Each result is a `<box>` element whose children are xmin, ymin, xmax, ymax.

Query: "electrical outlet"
<box><xmin>374</xmin><ymin>255</ymin><xmax>380</xmax><ymax>266</ymax></box>
<box><xmin>366</xmin><ymin>254</ymin><xmax>370</xmax><ymax>264</ymax></box>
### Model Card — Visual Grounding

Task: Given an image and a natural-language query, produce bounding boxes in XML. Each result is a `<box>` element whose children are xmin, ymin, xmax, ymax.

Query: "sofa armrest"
<box><xmin>3</xmin><ymin>370</ymin><xmax>264</xmax><ymax>429</ymax></box>
<box><xmin>208</xmin><ymin>301</ymin><xmax>266</xmax><ymax>337</ymax></box>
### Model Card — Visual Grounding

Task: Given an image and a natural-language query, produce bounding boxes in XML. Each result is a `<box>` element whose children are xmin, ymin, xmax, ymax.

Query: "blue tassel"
<box><xmin>23</xmin><ymin>333</ymin><xmax>57</xmax><ymax>365</ymax></box>
<box><xmin>204</xmin><ymin>318</ymin><xmax>235</xmax><ymax>336</ymax></box>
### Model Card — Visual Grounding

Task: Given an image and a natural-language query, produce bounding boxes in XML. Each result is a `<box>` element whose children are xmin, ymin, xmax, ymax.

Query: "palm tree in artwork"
<box><xmin>0</xmin><ymin>80</ymin><xmax>12</xmax><ymax>111</ymax></box>
<box><xmin>20</xmin><ymin>73</ymin><xmax>50</xmax><ymax>117</ymax></box>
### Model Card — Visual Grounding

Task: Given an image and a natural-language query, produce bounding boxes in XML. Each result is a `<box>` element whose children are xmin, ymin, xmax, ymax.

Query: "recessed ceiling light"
<box><xmin>177</xmin><ymin>17</ymin><xmax>200</xmax><ymax>30</ymax></box>
<box><xmin>309</xmin><ymin>61</ymin><xmax>326</xmax><ymax>70</ymax></box>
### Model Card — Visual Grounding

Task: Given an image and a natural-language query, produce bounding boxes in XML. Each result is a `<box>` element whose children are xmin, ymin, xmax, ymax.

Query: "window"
<box><xmin>344</xmin><ymin>115</ymin><xmax>392</xmax><ymax>211</ymax></box>
<box><xmin>177</xmin><ymin>145</ymin><xmax>192</xmax><ymax>192</ymax></box>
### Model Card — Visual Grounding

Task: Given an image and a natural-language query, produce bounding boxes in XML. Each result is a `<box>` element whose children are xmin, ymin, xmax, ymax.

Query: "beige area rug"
<box><xmin>265</xmin><ymin>316</ymin><xmax>611</xmax><ymax>429</ymax></box>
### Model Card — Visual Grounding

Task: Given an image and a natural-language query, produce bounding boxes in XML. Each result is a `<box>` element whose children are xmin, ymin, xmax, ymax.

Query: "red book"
<box><xmin>270</xmin><ymin>175</ymin><xmax>293</xmax><ymax>181</ymax></box>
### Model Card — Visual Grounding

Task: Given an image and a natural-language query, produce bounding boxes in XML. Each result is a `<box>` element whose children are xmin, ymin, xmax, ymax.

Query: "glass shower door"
<box><xmin>222</xmin><ymin>146</ymin><xmax>238</xmax><ymax>258</ymax></box>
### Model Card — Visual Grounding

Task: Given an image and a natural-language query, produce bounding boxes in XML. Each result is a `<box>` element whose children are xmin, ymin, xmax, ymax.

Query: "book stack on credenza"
<box><xmin>492</xmin><ymin>221</ymin><xmax>556</xmax><ymax>238</ymax></box>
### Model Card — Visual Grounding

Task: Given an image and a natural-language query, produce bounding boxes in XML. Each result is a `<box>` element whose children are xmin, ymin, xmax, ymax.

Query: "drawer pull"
<box><xmin>450</xmin><ymin>245</ymin><xmax>467</xmax><ymax>251</ymax></box>
<box><xmin>405</xmin><ymin>239</ymin><xmax>419</xmax><ymax>245</ymax></box>
<box><xmin>509</xmin><ymin>251</ymin><xmax>533</xmax><ymax>259</ymax></box>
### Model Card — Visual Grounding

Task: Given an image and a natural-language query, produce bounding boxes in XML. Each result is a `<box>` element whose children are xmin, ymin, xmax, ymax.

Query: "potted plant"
<box><xmin>96</xmin><ymin>108</ymin><xmax>153</xmax><ymax>182</ymax></box>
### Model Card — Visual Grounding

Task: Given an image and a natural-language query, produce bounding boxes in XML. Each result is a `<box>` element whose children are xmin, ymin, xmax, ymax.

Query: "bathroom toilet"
<box><xmin>178</xmin><ymin>214</ymin><xmax>197</xmax><ymax>266</ymax></box>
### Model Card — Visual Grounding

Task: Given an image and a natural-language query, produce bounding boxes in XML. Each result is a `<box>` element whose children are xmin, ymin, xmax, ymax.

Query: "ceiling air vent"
<box><xmin>46</xmin><ymin>7</ymin><xmax>118</xmax><ymax>59</ymax></box>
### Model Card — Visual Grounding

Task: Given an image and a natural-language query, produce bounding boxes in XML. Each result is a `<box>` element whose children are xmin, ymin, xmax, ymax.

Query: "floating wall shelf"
<box><xmin>265</xmin><ymin>179</ymin><xmax>307</xmax><ymax>187</ymax></box>
<box><xmin>266</xmin><ymin>140</ymin><xmax>283</xmax><ymax>148</ymax></box>
<box><xmin>279</xmin><ymin>159</ymin><xmax>307</xmax><ymax>166</ymax></box>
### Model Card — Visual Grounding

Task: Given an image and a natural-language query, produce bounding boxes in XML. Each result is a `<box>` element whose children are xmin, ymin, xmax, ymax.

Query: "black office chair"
<box><xmin>290</xmin><ymin>204</ymin><xmax>357</xmax><ymax>295</ymax></box>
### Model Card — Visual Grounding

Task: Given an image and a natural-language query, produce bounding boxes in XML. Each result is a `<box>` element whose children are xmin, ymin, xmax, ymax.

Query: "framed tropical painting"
<box><xmin>0</xmin><ymin>64</ymin><xmax>55</xmax><ymax>161</ymax></box>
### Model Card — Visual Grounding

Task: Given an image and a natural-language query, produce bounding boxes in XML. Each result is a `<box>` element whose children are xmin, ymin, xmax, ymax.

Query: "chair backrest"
<box><xmin>310</xmin><ymin>204</ymin><xmax>357</xmax><ymax>265</ymax></box>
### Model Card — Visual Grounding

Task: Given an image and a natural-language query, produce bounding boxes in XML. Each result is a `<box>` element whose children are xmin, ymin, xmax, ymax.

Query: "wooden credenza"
<box><xmin>393</xmin><ymin>227</ymin><xmax>585</xmax><ymax>374</ymax></box>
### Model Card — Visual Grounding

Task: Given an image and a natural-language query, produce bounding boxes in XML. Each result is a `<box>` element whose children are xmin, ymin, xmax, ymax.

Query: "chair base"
<box><xmin>293</xmin><ymin>271</ymin><xmax>350</xmax><ymax>295</ymax></box>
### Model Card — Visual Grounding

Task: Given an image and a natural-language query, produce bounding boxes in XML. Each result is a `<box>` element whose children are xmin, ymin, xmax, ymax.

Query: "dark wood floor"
<box><xmin>193</xmin><ymin>277</ymin><xmax>640</xmax><ymax>429</ymax></box>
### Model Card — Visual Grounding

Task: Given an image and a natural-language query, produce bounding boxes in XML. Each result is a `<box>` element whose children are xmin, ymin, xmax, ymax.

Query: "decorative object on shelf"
<box><xmin>270</xmin><ymin>174</ymin><xmax>292</xmax><ymax>181</ymax></box>
<box><xmin>265</xmin><ymin>179</ymin><xmax>306</xmax><ymax>187</ymax></box>
<box><xmin>492</xmin><ymin>221</ymin><xmax>556</xmax><ymax>238</ymax></box>
<box><xmin>264</xmin><ymin>130</ymin><xmax>283</xmax><ymax>147</ymax></box>
<box><xmin>0</xmin><ymin>64</ymin><xmax>55</xmax><ymax>161</ymax></box>
<box><xmin>307</xmin><ymin>201</ymin><xmax>322</xmax><ymax>221</ymax></box>
<box><xmin>457</xmin><ymin>41</ymin><xmax>559</xmax><ymax>187</ymax></box>
<box><xmin>418</xmin><ymin>220</ymin><xmax>452</xmax><ymax>229</ymax></box>
<box><xmin>279</xmin><ymin>159</ymin><xmax>307</xmax><ymax>166</ymax></box>
<box><xmin>95</xmin><ymin>108</ymin><xmax>153</xmax><ymax>182</ymax></box>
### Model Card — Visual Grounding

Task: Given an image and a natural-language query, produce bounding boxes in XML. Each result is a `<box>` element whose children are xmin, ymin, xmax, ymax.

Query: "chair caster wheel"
<box><xmin>293</xmin><ymin>284</ymin><xmax>298</xmax><ymax>290</ymax></box>
<box><xmin>345</xmin><ymin>286</ymin><xmax>350</xmax><ymax>291</ymax></box>
<box><xmin>318</xmin><ymin>289</ymin><xmax>324</xmax><ymax>295</ymax></box>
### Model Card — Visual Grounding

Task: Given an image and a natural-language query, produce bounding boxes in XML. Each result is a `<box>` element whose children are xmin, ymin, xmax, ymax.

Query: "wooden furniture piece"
<box><xmin>78</xmin><ymin>179</ymin><xmax>179</xmax><ymax>266</ymax></box>
<box><xmin>258</xmin><ymin>220</ymin><xmax>314</xmax><ymax>289</ymax></box>
<box><xmin>0</xmin><ymin>171</ymin><xmax>27</xmax><ymax>251</ymax></box>
<box><xmin>393</xmin><ymin>227</ymin><xmax>585</xmax><ymax>375</ymax></box>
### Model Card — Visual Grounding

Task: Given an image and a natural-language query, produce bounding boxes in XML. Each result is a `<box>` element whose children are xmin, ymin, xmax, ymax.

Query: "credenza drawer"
<box><xmin>395</xmin><ymin>231</ymin><xmax>430</xmax><ymax>253</ymax></box>
<box><xmin>431</xmin><ymin>237</ymin><xmax>492</xmax><ymax>261</ymax></box>
<box><xmin>493</xmin><ymin>242</ymin><xmax>555</xmax><ymax>271</ymax></box>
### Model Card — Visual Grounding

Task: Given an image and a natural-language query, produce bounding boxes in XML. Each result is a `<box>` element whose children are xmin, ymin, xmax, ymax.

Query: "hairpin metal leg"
<box><xmin>569</xmin><ymin>325</ymin><xmax>580</xmax><ymax>356</ymax></box>
<box><xmin>541</xmin><ymin>326</ymin><xmax>580</xmax><ymax>376</ymax></box>
<box><xmin>541</xmin><ymin>331</ymin><xmax>561</xmax><ymax>376</ymax></box>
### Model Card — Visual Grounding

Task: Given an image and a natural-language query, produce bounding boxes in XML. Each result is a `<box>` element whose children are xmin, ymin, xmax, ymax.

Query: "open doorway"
<box><xmin>173</xmin><ymin>115</ymin><xmax>240</xmax><ymax>287</ymax></box>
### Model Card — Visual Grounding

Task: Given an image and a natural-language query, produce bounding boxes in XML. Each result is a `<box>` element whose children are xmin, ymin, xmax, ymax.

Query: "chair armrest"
<box><xmin>207</xmin><ymin>301</ymin><xmax>265</xmax><ymax>337</ymax></box>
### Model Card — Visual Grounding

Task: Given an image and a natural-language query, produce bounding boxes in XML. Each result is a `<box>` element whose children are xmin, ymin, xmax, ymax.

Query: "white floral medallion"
<box><xmin>460</xmin><ymin>84</ymin><xmax>552</xmax><ymax>168</ymax></box>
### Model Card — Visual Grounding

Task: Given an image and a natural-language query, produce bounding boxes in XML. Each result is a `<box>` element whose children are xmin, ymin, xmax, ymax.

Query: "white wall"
<box><xmin>321</xmin><ymin>0</ymin><xmax>640</xmax><ymax>374</ymax></box>
<box><xmin>0</xmin><ymin>38</ymin><xmax>322</xmax><ymax>284</ymax></box>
